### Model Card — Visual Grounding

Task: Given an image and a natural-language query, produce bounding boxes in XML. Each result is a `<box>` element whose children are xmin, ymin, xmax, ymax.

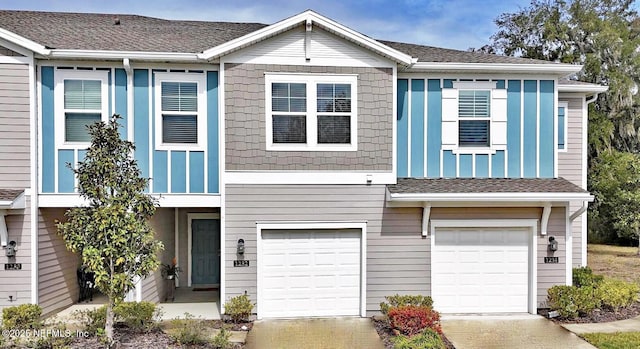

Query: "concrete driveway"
<box><xmin>245</xmin><ymin>317</ymin><xmax>385</xmax><ymax>349</ymax></box>
<box><xmin>442</xmin><ymin>315</ymin><xmax>597</xmax><ymax>349</ymax></box>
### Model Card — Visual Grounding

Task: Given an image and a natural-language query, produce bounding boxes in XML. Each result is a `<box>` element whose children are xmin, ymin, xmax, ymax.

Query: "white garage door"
<box><xmin>432</xmin><ymin>227</ymin><xmax>530</xmax><ymax>313</ymax></box>
<box><xmin>260</xmin><ymin>229</ymin><xmax>361</xmax><ymax>318</ymax></box>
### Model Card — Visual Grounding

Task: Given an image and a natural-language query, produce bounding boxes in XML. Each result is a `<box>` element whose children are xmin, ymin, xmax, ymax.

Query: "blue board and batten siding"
<box><xmin>397</xmin><ymin>78</ymin><xmax>555</xmax><ymax>178</ymax></box>
<box><xmin>40</xmin><ymin>66</ymin><xmax>219</xmax><ymax>194</ymax></box>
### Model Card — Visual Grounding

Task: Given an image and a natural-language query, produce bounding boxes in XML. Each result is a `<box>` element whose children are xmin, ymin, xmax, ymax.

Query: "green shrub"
<box><xmin>210</xmin><ymin>326</ymin><xmax>232</xmax><ymax>349</ymax></box>
<box><xmin>75</xmin><ymin>305</ymin><xmax>107</xmax><ymax>336</ymax></box>
<box><xmin>392</xmin><ymin>328</ymin><xmax>445</xmax><ymax>349</ymax></box>
<box><xmin>547</xmin><ymin>285</ymin><xmax>600</xmax><ymax>318</ymax></box>
<box><xmin>223</xmin><ymin>294</ymin><xmax>254</xmax><ymax>323</ymax></box>
<box><xmin>596</xmin><ymin>279</ymin><xmax>640</xmax><ymax>310</ymax></box>
<box><xmin>380</xmin><ymin>294</ymin><xmax>434</xmax><ymax>315</ymax></box>
<box><xmin>2</xmin><ymin>304</ymin><xmax>43</xmax><ymax>329</ymax></box>
<box><xmin>23</xmin><ymin>325</ymin><xmax>74</xmax><ymax>349</ymax></box>
<box><xmin>114</xmin><ymin>301</ymin><xmax>159</xmax><ymax>331</ymax></box>
<box><xmin>169</xmin><ymin>313</ymin><xmax>209</xmax><ymax>345</ymax></box>
<box><xmin>573</xmin><ymin>267</ymin><xmax>604</xmax><ymax>288</ymax></box>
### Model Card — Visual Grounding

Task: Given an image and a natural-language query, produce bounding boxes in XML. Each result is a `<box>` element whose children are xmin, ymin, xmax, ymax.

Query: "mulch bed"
<box><xmin>538</xmin><ymin>302</ymin><xmax>640</xmax><ymax>324</ymax></box>
<box><xmin>372</xmin><ymin>317</ymin><xmax>456</xmax><ymax>349</ymax></box>
<box><xmin>68</xmin><ymin>321</ymin><xmax>249</xmax><ymax>349</ymax></box>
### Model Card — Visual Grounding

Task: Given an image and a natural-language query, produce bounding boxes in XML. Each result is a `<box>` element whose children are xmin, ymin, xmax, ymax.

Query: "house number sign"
<box><xmin>4</xmin><ymin>263</ymin><xmax>22</xmax><ymax>270</ymax></box>
<box><xmin>544</xmin><ymin>257</ymin><xmax>559</xmax><ymax>264</ymax></box>
<box><xmin>234</xmin><ymin>260</ymin><xmax>250</xmax><ymax>267</ymax></box>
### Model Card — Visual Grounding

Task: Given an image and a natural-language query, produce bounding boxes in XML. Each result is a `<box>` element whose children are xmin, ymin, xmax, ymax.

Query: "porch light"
<box><xmin>237</xmin><ymin>239</ymin><xmax>245</xmax><ymax>255</ymax></box>
<box><xmin>5</xmin><ymin>240</ymin><xmax>16</xmax><ymax>257</ymax></box>
<box><xmin>548</xmin><ymin>236</ymin><xmax>558</xmax><ymax>252</ymax></box>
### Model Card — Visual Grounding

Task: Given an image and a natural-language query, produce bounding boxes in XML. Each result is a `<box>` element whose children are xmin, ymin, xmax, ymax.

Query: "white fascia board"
<box><xmin>387</xmin><ymin>192</ymin><xmax>594</xmax><ymax>202</ymax></box>
<box><xmin>199</xmin><ymin>10</ymin><xmax>414</xmax><ymax>65</ymax></box>
<box><xmin>46</xmin><ymin>50</ymin><xmax>201</xmax><ymax>62</ymax></box>
<box><xmin>225</xmin><ymin>171</ymin><xmax>396</xmax><ymax>185</ymax></box>
<box><xmin>154</xmin><ymin>194</ymin><xmax>221</xmax><ymax>207</ymax></box>
<box><xmin>558</xmin><ymin>84</ymin><xmax>609</xmax><ymax>93</ymax></box>
<box><xmin>0</xmin><ymin>191</ymin><xmax>26</xmax><ymax>209</ymax></box>
<box><xmin>408</xmin><ymin>62</ymin><xmax>582</xmax><ymax>75</ymax></box>
<box><xmin>39</xmin><ymin>194</ymin><xmax>221</xmax><ymax>208</ymax></box>
<box><xmin>0</xmin><ymin>27</ymin><xmax>50</xmax><ymax>55</ymax></box>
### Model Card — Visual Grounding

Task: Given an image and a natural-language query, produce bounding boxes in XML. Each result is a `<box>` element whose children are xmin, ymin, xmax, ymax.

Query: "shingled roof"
<box><xmin>388</xmin><ymin>178</ymin><xmax>588</xmax><ymax>194</ymax></box>
<box><xmin>0</xmin><ymin>10</ymin><xmax>565</xmax><ymax>65</ymax></box>
<box><xmin>0</xmin><ymin>189</ymin><xmax>23</xmax><ymax>201</ymax></box>
<box><xmin>0</xmin><ymin>10</ymin><xmax>267</xmax><ymax>53</ymax></box>
<box><xmin>379</xmin><ymin>40</ymin><xmax>552</xmax><ymax>65</ymax></box>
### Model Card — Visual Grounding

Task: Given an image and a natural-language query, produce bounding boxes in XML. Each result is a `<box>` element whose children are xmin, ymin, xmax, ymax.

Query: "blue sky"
<box><xmin>1</xmin><ymin>0</ymin><xmax>536</xmax><ymax>50</ymax></box>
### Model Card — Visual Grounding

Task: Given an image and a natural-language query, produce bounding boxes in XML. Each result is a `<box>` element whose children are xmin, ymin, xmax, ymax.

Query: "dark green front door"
<box><xmin>191</xmin><ymin>219</ymin><xmax>219</xmax><ymax>285</ymax></box>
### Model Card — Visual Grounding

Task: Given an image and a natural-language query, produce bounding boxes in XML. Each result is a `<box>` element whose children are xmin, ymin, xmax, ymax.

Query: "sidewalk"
<box><xmin>562</xmin><ymin>316</ymin><xmax>640</xmax><ymax>334</ymax></box>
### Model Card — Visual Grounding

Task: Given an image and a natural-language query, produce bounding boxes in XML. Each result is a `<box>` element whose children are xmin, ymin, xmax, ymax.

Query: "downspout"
<box><xmin>29</xmin><ymin>53</ymin><xmax>39</xmax><ymax>304</ymax></box>
<box><xmin>122</xmin><ymin>58</ymin><xmax>142</xmax><ymax>302</ymax></box>
<box><xmin>569</xmin><ymin>94</ymin><xmax>599</xmax><ymax>222</ymax></box>
<box><xmin>570</xmin><ymin>203</ymin><xmax>588</xmax><ymax>222</ymax></box>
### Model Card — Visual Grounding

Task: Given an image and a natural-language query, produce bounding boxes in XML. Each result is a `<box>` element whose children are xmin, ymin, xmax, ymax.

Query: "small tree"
<box><xmin>57</xmin><ymin>115</ymin><xmax>163</xmax><ymax>345</ymax></box>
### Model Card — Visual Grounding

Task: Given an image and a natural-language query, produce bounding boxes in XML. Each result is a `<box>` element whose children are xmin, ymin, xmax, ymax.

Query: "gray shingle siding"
<box><xmin>225</xmin><ymin>63</ymin><xmax>393</xmax><ymax>171</ymax></box>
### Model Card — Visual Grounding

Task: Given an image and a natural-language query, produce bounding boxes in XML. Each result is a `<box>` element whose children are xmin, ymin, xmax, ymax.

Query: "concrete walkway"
<box><xmin>245</xmin><ymin>317</ymin><xmax>385</xmax><ymax>349</ymax></box>
<box><xmin>562</xmin><ymin>315</ymin><xmax>640</xmax><ymax>334</ymax></box>
<box><xmin>442</xmin><ymin>315</ymin><xmax>597</xmax><ymax>349</ymax></box>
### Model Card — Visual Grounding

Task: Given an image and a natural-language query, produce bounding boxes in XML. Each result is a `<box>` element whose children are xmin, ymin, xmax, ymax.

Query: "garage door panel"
<box><xmin>433</xmin><ymin>227</ymin><xmax>530</xmax><ymax>314</ymax></box>
<box><xmin>261</xmin><ymin>229</ymin><xmax>361</xmax><ymax>318</ymax></box>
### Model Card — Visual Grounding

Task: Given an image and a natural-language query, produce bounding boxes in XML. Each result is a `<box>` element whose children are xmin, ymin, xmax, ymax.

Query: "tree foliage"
<box><xmin>486</xmin><ymin>0</ymin><xmax>640</xmax><ymax>153</ymax></box>
<box><xmin>484</xmin><ymin>0</ymin><xmax>640</xmax><ymax>247</ymax></box>
<box><xmin>56</xmin><ymin>115</ymin><xmax>163</xmax><ymax>345</ymax></box>
<box><xmin>589</xmin><ymin>150</ymin><xmax>640</xmax><ymax>251</ymax></box>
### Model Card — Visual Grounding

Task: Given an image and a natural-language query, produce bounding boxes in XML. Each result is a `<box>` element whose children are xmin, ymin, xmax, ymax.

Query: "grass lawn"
<box><xmin>587</xmin><ymin>244</ymin><xmax>640</xmax><ymax>283</ymax></box>
<box><xmin>582</xmin><ymin>332</ymin><xmax>640</xmax><ymax>349</ymax></box>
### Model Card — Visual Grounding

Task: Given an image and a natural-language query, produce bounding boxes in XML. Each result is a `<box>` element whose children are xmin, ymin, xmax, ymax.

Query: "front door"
<box><xmin>191</xmin><ymin>219</ymin><xmax>220</xmax><ymax>285</ymax></box>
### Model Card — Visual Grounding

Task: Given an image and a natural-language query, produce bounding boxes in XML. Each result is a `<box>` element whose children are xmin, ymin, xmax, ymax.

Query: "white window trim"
<box><xmin>54</xmin><ymin>69</ymin><xmax>109</xmax><ymax>149</ymax></box>
<box><xmin>265</xmin><ymin>73</ymin><xmax>358</xmax><ymax>151</ymax></box>
<box><xmin>443</xmin><ymin>80</ymin><xmax>507</xmax><ymax>155</ymax></box>
<box><xmin>558</xmin><ymin>101</ymin><xmax>568</xmax><ymax>152</ymax></box>
<box><xmin>154</xmin><ymin>72</ymin><xmax>207</xmax><ymax>151</ymax></box>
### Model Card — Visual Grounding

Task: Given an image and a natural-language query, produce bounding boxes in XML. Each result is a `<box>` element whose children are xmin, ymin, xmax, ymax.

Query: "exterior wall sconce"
<box><xmin>6</xmin><ymin>240</ymin><xmax>16</xmax><ymax>257</ymax></box>
<box><xmin>237</xmin><ymin>239</ymin><xmax>245</xmax><ymax>255</ymax></box>
<box><xmin>548</xmin><ymin>236</ymin><xmax>558</xmax><ymax>252</ymax></box>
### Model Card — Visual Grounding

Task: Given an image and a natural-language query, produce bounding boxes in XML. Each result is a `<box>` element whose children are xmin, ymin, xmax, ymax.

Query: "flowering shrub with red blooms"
<box><xmin>388</xmin><ymin>305</ymin><xmax>442</xmax><ymax>336</ymax></box>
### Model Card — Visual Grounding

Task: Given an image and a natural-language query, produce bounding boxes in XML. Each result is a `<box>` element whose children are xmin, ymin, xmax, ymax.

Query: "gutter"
<box><xmin>44</xmin><ymin>50</ymin><xmax>202</xmax><ymax>62</ymax></box>
<box><xmin>387</xmin><ymin>191</ymin><xmax>594</xmax><ymax>202</ymax></box>
<box><xmin>406</xmin><ymin>62</ymin><xmax>582</xmax><ymax>75</ymax></box>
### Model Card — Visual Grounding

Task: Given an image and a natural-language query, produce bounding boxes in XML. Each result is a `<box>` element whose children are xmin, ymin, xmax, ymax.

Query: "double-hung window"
<box><xmin>154</xmin><ymin>73</ymin><xmax>207</xmax><ymax>150</ymax></box>
<box><xmin>458</xmin><ymin>90</ymin><xmax>491</xmax><ymax>147</ymax></box>
<box><xmin>441</xmin><ymin>80</ymin><xmax>506</xmax><ymax>154</ymax></box>
<box><xmin>266</xmin><ymin>74</ymin><xmax>357</xmax><ymax>151</ymax></box>
<box><xmin>55</xmin><ymin>70</ymin><xmax>109</xmax><ymax>146</ymax></box>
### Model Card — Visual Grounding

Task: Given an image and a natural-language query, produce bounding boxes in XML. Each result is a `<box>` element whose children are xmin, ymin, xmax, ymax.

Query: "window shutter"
<box><xmin>490</xmin><ymin>89</ymin><xmax>507</xmax><ymax>147</ymax></box>
<box><xmin>441</xmin><ymin>88</ymin><xmax>458</xmax><ymax>146</ymax></box>
<box><xmin>558</xmin><ymin>106</ymin><xmax>565</xmax><ymax>150</ymax></box>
